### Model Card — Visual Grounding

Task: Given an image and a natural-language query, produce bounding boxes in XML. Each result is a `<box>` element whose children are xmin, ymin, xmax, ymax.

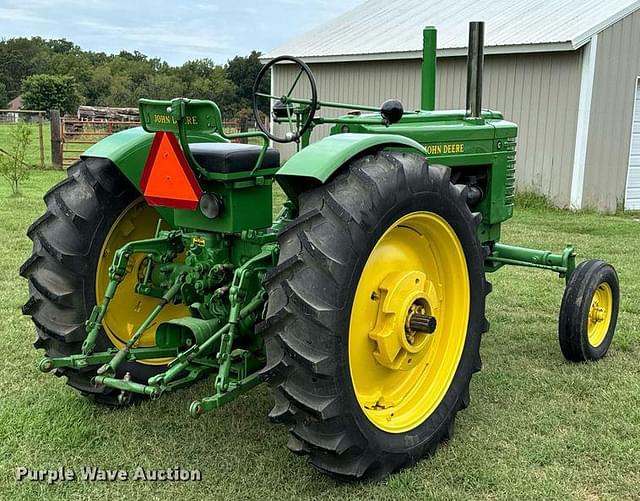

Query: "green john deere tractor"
<box><xmin>21</xmin><ymin>22</ymin><xmax>620</xmax><ymax>480</ymax></box>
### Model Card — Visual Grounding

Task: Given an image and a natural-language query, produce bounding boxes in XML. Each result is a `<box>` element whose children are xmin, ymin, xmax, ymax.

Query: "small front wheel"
<box><xmin>559</xmin><ymin>260</ymin><xmax>620</xmax><ymax>362</ymax></box>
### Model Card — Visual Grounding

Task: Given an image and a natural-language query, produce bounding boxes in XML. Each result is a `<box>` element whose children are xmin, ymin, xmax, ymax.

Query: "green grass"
<box><xmin>0</xmin><ymin>122</ymin><xmax>52</xmax><ymax>168</ymax></box>
<box><xmin>1</xmin><ymin>171</ymin><xmax>639</xmax><ymax>500</ymax></box>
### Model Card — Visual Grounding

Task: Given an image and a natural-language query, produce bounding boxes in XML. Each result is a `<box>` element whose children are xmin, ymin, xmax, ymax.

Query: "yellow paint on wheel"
<box><xmin>587</xmin><ymin>282</ymin><xmax>613</xmax><ymax>347</ymax></box>
<box><xmin>349</xmin><ymin>212</ymin><xmax>470</xmax><ymax>433</ymax></box>
<box><xmin>95</xmin><ymin>198</ymin><xmax>189</xmax><ymax>365</ymax></box>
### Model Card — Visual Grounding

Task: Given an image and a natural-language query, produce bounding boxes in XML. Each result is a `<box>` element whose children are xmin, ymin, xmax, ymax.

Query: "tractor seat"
<box><xmin>190</xmin><ymin>142</ymin><xmax>280</xmax><ymax>174</ymax></box>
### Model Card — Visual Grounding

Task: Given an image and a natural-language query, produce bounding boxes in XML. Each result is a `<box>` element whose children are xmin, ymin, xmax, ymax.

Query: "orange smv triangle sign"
<box><xmin>140</xmin><ymin>132</ymin><xmax>202</xmax><ymax>210</ymax></box>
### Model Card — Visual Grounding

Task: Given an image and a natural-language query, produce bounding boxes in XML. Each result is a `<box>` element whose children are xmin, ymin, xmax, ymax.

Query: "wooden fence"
<box><xmin>59</xmin><ymin>117</ymin><xmax>140</xmax><ymax>167</ymax></box>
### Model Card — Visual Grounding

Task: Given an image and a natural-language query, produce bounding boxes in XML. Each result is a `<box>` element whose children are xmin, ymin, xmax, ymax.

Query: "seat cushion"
<box><xmin>190</xmin><ymin>142</ymin><xmax>280</xmax><ymax>174</ymax></box>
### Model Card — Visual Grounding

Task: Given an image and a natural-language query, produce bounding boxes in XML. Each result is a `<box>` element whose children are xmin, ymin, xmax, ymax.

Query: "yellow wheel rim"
<box><xmin>587</xmin><ymin>282</ymin><xmax>613</xmax><ymax>347</ymax></box>
<box><xmin>349</xmin><ymin>211</ymin><xmax>470</xmax><ymax>433</ymax></box>
<box><xmin>95</xmin><ymin>197</ymin><xmax>189</xmax><ymax>365</ymax></box>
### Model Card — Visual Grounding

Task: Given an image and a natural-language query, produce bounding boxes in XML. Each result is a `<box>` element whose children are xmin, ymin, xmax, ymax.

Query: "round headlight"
<box><xmin>199</xmin><ymin>193</ymin><xmax>224</xmax><ymax>219</ymax></box>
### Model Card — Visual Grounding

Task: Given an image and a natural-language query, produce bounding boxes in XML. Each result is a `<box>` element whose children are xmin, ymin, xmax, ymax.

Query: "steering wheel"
<box><xmin>252</xmin><ymin>55</ymin><xmax>318</xmax><ymax>143</ymax></box>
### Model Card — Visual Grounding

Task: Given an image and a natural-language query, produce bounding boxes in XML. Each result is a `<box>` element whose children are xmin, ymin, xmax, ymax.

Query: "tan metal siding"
<box><xmin>583</xmin><ymin>9</ymin><xmax>640</xmax><ymax>212</ymax></box>
<box><xmin>272</xmin><ymin>51</ymin><xmax>581</xmax><ymax>205</ymax></box>
<box><xmin>436</xmin><ymin>53</ymin><xmax>582</xmax><ymax>205</ymax></box>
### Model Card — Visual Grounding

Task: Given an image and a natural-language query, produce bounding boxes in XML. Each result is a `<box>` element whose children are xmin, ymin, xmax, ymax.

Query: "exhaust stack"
<box><xmin>466</xmin><ymin>21</ymin><xmax>485</xmax><ymax>118</ymax></box>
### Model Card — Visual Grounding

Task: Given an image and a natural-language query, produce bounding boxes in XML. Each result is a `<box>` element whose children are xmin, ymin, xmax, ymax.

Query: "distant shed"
<box><xmin>7</xmin><ymin>95</ymin><xmax>22</xmax><ymax>110</ymax></box>
<box><xmin>263</xmin><ymin>0</ymin><xmax>640</xmax><ymax>211</ymax></box>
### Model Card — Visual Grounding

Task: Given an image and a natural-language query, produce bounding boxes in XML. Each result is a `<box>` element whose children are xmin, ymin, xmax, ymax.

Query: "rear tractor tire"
<box><xmin>20</xmin><ymin>157</ymin><xmax>188</xmax><ymax>404</ymax></box>
<box><xmin>260</xmin><ymin>151</ymin><xmax>491</xmax><ymax>480</ymax></box>
<box><xmin>559</xmin><ymin>259</ymin><xmax>620</xmax><ymax>362</ymax></box>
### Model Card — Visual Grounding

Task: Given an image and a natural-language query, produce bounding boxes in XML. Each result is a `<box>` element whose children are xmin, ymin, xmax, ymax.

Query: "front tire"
<box><xmin>261</xmin><ymin>152</ymin><xmax>490</xmax><ymax>479</ymax></box>
<box><xmin>559</xmin><ymin>260</ymin><xmax>619</xmax><ymax>362</ymax></box>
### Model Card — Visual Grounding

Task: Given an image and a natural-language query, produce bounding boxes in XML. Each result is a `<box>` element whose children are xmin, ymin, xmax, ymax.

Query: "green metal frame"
<box><xmin>486</xmin><ymin>243</ymin><xmax>576</xmax><ymax>282</ymax></box>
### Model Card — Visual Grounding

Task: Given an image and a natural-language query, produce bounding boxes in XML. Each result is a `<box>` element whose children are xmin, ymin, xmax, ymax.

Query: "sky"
<box><xmin>0</xmin><ymin>0</ymin><xmax>363</xmax><ymax>65</ymax></box>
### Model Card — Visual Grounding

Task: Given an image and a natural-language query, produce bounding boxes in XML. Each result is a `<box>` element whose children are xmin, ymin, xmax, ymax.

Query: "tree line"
<box><xmin>0</xmin><ymin>37</ymin><xmax>269</xmax><ymax>117</ymax></box>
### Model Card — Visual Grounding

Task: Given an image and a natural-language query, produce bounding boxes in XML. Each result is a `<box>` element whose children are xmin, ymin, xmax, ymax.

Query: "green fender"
<box><xmin>276</xmin><ymin>133</ymin><xmax>427</xmax><ymax>199</ymax></box>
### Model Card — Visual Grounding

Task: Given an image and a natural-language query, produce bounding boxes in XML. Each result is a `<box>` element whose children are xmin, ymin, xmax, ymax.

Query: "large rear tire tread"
<box><xmin>260</xmin><ymin>151</ymin><xmax>490</xmax><ymax>480</ymax></box>
<box><xmin>21</xmin><ymin>157</ymin><xmax>150</xmax><ymax>405</ymax></box>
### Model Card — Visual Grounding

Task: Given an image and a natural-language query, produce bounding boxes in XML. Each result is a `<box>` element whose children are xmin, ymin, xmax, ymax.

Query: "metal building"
<box><xmin>263</xmin><ymin>0</ymin><xmax>640</xmax><ymax>212</ymax></box>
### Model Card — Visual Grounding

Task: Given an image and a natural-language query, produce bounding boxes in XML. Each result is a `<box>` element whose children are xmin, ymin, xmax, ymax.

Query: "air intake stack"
<box><xmin>421</xmin><ymin>26</ymin><xmax>437</xmax><ymax>111</ymax></box>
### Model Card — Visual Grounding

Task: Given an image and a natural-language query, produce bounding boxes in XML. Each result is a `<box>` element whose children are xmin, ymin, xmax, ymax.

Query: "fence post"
<box><xmin>50</xmin><ymin>110</ymin><xmax>62</xmax><ymax>169</ymax></box>
<box><xmin>38</xmin><ymin>112</ymin><xmax>45</xmax><ymax>169</ymax></box>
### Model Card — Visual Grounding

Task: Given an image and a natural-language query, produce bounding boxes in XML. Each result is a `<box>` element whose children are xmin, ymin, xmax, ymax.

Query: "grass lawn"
<box><xmin>0</xmin><ymin>122</ymin><xmax>52</xmax><ymax>168</ymax></box>
<box><xmin>1</xmin><ymin>170</ymin><xmax>639</xmax><ymax>500</ymax></box>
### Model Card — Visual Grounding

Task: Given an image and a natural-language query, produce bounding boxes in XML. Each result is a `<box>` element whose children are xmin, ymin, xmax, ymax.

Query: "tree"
<box><xmin>84</xmin><ymin>65</ymin><xmax>113</xmax><ymax>105</ymax></box>
<box><xmin>0</xmin><ymin>37</ymin><xmax>49</xmax><ymax>99</ymax></box>
<box><xmin>47</xmin><ymin>39</ymin><xmax>76</xmax><ymax>54</ymax></box>
<box><xmin>102</xmin><ymin>73</ymin><xmax>135</xmax><ymax>107</ymax></box>
<box><xmin>144</xmin><ymin>73</ymin><xmax>184</xmax><ymax>101</ymax></box>
<box><xmin>178</xmin><ymin>60</ymin><xmax>238</xmax><ymax>115</ymax></box>
<box><xmin>226</xmin><ymin>51</ymin><xmax>265</xmax><ymax>100</ymax></box>
<box><xmin>0</xmin><ymin>35</ymin><xmax>268</xmax><ymax>119</ymax></box>
<box><xmin>22</xmin><ymin>74</ymin><xmax>81</xmax><ymax>114</ymax></box>
<box><xmin>48</xmin><ymin>48</ymin><xmax>95</xmax><ymax>99</ymax></box>
<box><xmin>226</xmin><ymin>51</ymin><xmax>269</xmax><ymax>113</ymax></box>
<box><xmin>0</xmin><ymin>82</ymin><xmax>7</xmax><ymax>108</ymax></box>
<box><xmin>0</xmin><ymin>122</ymin><xmax>33</xmax><ymax>196</ymax></box>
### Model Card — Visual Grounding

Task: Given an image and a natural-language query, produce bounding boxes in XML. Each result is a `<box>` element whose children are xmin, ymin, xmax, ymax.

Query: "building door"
<box><xmin>625</xmin><ymin>78</ymin><xmax>640</xmax><ymax>210</ymax></box>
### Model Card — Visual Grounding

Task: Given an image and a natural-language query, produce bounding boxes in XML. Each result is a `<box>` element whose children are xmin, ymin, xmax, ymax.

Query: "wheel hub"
<box><xmin>368</xmin><ymin>270</ymin><xmax>440</xmax><ymax>371</ymax></box>
<box><xmin>587</xmin><ymin>283</ymin><xmax>613</xmax><ymax>347</ymax></box>
<box><xmin>589</xmin><ymin>301</ymin><xmax>606</xmax><ymax>323</ymax></box>
<box><xmin>349</xmin><ymin>211</ymin><xmax>470</xmax><ymax>433</ymax></box>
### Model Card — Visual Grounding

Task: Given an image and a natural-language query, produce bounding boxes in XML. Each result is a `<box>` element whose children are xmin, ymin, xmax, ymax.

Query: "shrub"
<box><xmin>0</xmin><ymin>122</ymin><xmax>33</xmax><ymax>196</ymax></box>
